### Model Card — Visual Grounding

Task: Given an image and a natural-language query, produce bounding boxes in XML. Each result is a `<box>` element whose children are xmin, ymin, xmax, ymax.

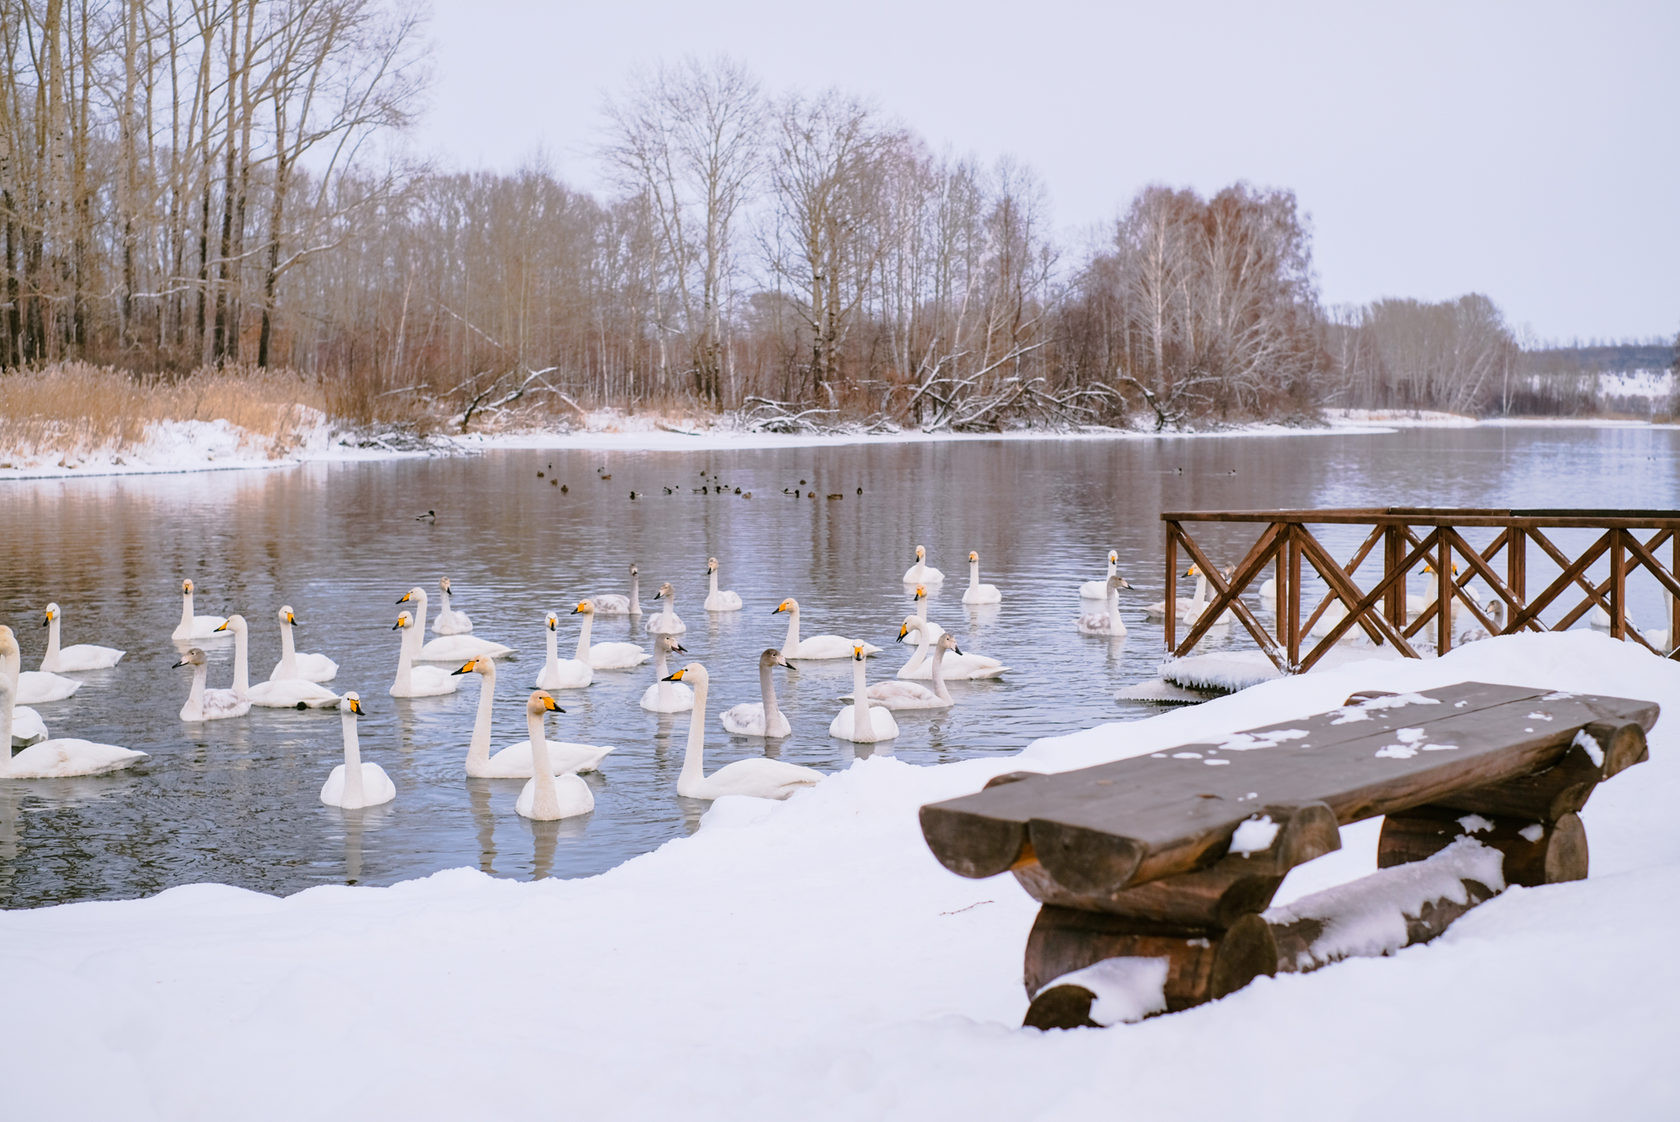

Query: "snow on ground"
<box><xmin>3</xmin><ymin>403</ymin><xmax>1604</xmax><ymax>481</ymax></box>
<box><xmin>3</xmin><ymin>630</ymin><xmax>1678</xmax><ymax>1120</ymax></box>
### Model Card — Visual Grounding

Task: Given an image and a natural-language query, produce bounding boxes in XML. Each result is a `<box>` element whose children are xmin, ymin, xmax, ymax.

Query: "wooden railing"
<box><xmin>1162</xmin><ymin>508</ymin><xmax>1680</xmax><ymax>673</ymax></box>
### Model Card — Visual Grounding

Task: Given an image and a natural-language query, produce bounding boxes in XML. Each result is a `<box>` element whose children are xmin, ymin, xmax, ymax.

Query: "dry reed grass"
<box><xmin>0</xmin><ymin>362</ymin><xmax>332</xmax><ymax>462</ymax></box>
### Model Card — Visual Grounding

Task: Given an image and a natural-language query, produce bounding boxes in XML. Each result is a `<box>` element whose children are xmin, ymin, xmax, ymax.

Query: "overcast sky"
<box><xmin>420</xmin><ymin>0</ymin><xmax>1677</xmax><ymax>345</ymax></box>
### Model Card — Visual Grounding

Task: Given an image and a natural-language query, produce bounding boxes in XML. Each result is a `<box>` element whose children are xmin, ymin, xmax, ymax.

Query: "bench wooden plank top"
<box><xmin>920</xmin><ymin>682</ymin><xmax>1657</xmax><ymax>895</ymax></box>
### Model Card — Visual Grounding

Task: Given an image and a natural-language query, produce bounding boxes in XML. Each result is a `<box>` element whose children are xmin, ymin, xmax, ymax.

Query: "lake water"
<box><xmin>3</xmin><ymin>424</ymin><xmax>1677</xmax><ymax>908</ymax></box>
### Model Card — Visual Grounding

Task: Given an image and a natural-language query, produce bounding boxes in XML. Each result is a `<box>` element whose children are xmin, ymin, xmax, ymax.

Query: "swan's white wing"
<box><xmin>4</xmin><ymin>738</ymin><xmax>146</xmax><ymax>777</ymax></box>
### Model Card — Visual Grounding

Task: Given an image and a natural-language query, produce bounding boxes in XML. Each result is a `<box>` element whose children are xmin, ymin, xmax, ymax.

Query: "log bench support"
<box><xmin>919</xmin><ymin>684</ymin><xmax>1658</xmax><ymax>1031</ymax></box>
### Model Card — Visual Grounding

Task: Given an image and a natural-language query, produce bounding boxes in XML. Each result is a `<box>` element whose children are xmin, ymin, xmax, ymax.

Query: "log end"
<box><xmin>918</xmin><ymin>803</ymin><xmax>1027</xmax><ymax>880</ymax></box>
<box><xmin>1022</xmin><ymin>984</ymin><xmax>1100</xmax><ymax>1031</ymax></box>
<box><xmin>1028</xmin><ymin>819</ymin><xmax>1147</xmax><ymax>896</ymax></box>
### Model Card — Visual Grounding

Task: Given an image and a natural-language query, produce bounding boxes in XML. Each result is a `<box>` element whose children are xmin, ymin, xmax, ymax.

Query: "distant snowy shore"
<box><xmin>1</xmin><ymin>631</ymin><xmax>1675</xmax><ymax>1121</ymax></box>
<box><xmin>1</xmin><ymin>406</ymin><xmax>1666</xmax><ymax>482</ymax></box>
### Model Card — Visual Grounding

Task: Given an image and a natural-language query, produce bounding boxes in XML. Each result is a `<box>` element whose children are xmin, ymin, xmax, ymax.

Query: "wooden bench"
<box><xmin>919</xmin><ymin>682</ymin><xmax>1657</xmax><ymax>1029</ymax></box>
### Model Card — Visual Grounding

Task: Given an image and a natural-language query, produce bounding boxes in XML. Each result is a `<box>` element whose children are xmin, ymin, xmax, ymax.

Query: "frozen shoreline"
<box><xmin>1</xmin><ymin>631</ymin><xmax>1676</xmax><ymax>1120</ymax></box>
<box><xmin>0</xmin><ymin>407</ymin><xmax>1666</xmax><ymax>483</ymax></box>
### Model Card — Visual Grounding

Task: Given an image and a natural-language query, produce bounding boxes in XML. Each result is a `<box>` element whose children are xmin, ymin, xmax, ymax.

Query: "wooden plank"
<box><xmin>921</xmin><ymin>683</ymin><xmax>1547</xmax><ymax>878</ymax></box>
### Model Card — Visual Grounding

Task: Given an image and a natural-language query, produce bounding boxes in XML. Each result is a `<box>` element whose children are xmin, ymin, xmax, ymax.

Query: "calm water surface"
<box><xmin>3</xmin><ymin>425</ymin><xmax>1677</xmax><ymax>907</ymax></box>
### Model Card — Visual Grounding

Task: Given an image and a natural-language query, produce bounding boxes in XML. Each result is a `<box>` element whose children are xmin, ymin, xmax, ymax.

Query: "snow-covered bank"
<box><xmin>10</xmin><ymin>403</ymin><xmax>1670</xmax><ymax>482</ymax></box>
<box><xmin>3</xmin><ymin>631</ymin><xmax>1677</xmax><ymax>1121</ymax></box>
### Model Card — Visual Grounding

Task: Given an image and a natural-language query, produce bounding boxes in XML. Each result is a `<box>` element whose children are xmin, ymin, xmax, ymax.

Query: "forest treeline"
<box><xmin>1</xmin><ymin>4</ymin><xmax>1672</xmax><ymax>432</ymax></box>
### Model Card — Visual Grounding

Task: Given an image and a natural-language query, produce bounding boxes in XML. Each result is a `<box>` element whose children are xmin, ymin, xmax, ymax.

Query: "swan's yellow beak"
<box><xmin>392</xmin><ymin>616</ymin><xmax>405</xmax><ymax>630</ymax></box>
<box><xmin>663</xmin><ymin>668</ymin><xmax>686</xmax><ymax>681</ymax></box>
<box><xmin>572</xmin><ymin>602</ymin><xmax>587</xmax><ymax>614</ymax></box>
<box><xmin>182</xmin><ymin>579</ymin><xmax>193</xmax><ymax>593</ymax></box>
<box><xmin>852</xmin><ymin>645</ymin><xmax>864</xmax><ymax>659</ymax></box>
<box><xmin>213</xmin><ymin>619</ymin><xmax>229</xmax><ymax>632</ymax></box>
<box><xmin>397</xmin><ymin>590</ymin><xmax>413</xmax><ymax>604</ymax></box>
<box><xmin>285</xmin><ymin>610</ymin><xmax>296</xmax><ymax>625</ymax></box>
<box><xmin>968</xmin><ymin>551</ymin><xmax>978</xmax><ymax>562</ymax></box>
<box><xmin>347</xmin><ymin>696</ymin><xmax>364</xmax><ymax>715</ymax></box>
<box><xmin>541</xmin><ymin>694</ymin><xmax>564</xmax><ymax>713</ymax></box>
<box><xmin>1184</xmin><ymin>565</ymin><xmax>1199</xmax><ymax>577</ymax></box>
<box><xmin>41</xmin><ymin>610</ymin><xmax>53</xmax><ymax>625</ymax></box>
<box><xmin>897</xmin><ymin>622</ymin><xmax>909</xmax><ymax>640</ymax></box>
<box><xmin>772</xmin><ymin>601</ymin><xmax>788</xmax><ymax>614</ymax></box>
<box><xmin>914</xmin><ymin>586</ymin><xmax>926</xmax><ymax>600</ymax></box>
<box><xmin>452</xmin><ymin>659</ymin><xmax>478</xmax><ymax>675</ymax></box>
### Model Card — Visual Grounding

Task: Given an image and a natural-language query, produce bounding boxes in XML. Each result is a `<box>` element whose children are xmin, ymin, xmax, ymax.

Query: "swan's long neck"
<box><xmin>231</xmin><ymin>625</ymin><xmax>250</xmax><ymax>696</ymax></box>
<box><xmin>44</xmin><ymin>615</ymin><xmax>62</xmax><ymax>665</ymax></box>
<box><xmin>1193</xmin><ymin>572</ymin><xmax>1210</xmax><ymax>608</ymax></box>
<box><xmin>781</xmin><ymin>608</ymin><xmax>800</xmax><ymax>656</ymax></box>
<box><xmin>527</xmin><ymin>709</ymin><xmax>559</xmax><ymax>817</ymax></box>
<box><xmin>574</xmin><ymin>614</ymin><xmax>593</xmax><ymax>661</ymax></box>
<box><xmin>969</xmin><ymin>559</ymin><xmax>980</xmax><ymax>591</ymax></box>
<box><xmin>180</xmin><ymin>590</ymin><xmax>195</xmax><ymax>631</ymax></box>
<box><xmin>916</xmin><ymin>598</ymin><xmax>929</xmax><ymax>624</ymax></box>
<box><xmin>187</xmin><ymin>661</ymin><xmax>208</xmax><ymax>713</ymax></box>
<box><xmin>341</xmin><ymin>710</ymin><xmax>365</xmax><ymax>807</ymax></box>
<box><xmin>544</xmin><ymin>628</ymin><xmax>559</xmax><ymax>676</ymax></box>
<box><xmin>438</xmin><ymin>587</ymin><xmax>453</xmax><ymax>620</ymax></box>
<box><xmin>709</xmin><ymin>569</ymin><xmax>720</xmax><ymax>599</ymax></box>
<box><xmin>930</xmin><ymin>645</ymin><xmax>953</xmax><ymax>704</ymax></box>
<box><xmin>0</xmin><ymin>668</ymin><xmax>15</xmax><ymax>754</ymax></box>
<box><xmin>410</xmin><ymin>589</ymin><xmax>429</xmax><ymax>624</ymax></box>
<box><xmin>1107</xmin><ymin>584</ymin><xmax>1122</xmax><ymax>630</ymax></box>
<box><xmin>680</xmin><ymin>677</ymin><xmax>709</xmax><ymax>790</ymax></box>
<box><xmin>279</xmin><ymin>620</ymin><xmax>298</xmax><ymax>677</ymax></box>
<box><xmin>468</xmin><ymin>665</ymin><xmax>495</xmax><ymax>769</ymax></box>
<box><xmin>1106</xmin><ymin>556</ymin><xmax>1117</xmax><ymax>579</ymax></box>
<box><xmin>395</xmin><ymin>626</ymin><xmax>416</xmax><ymax>691</ymax></box>
<box><xmin>760</xmin><ymin>660</ymin><xmax>782</xmax><ymax>728</ymax></box>
<box><xmin>653</xmin><ymin>645</ymin><xmax>672</xmax><ymax>706</ymax></box>
<box><xmin>629</xmin><ymin>571</ymin><xmax>641</xmax><ymax>614</ymax></box>
<box><xmin>851</xmin><ymin>657</ymin><xmax>871</xmax><ymax>735</ymax></box>
<box><xmin>900</xmin><ymin>625</ymin><xmax>931</xmax><ymax>674</ymax></box>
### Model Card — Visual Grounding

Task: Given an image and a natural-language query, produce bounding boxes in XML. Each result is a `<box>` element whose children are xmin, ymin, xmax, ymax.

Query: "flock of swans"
<box><xmin>0</xmin><ymin>546</ymin><xmax>1070</xmax><ymax>823</ymax></box>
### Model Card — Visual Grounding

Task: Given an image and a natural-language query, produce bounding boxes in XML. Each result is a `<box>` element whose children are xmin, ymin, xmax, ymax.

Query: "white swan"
<box><xmin>704</xmin><ymin>557</ymin><xmax>744</xmax><ymax>612</ymax></box>
<box><xmin>1145</xmin><ymin>566</ymin><xmax>1203</xmax><ymax>620</ymax></box>
<box><xmin>961</xmin><ymin>551</ymin><xmax>1002</xmax><ymax>605</ymax></box>
<box><xmin>572</xmin><ymin>600</ymin><xmax>649</xmax><ymax>669</ymax></box>
<box><xmin>896</xmin><ymin>617</ymin><xmax>1008</xmax><ymax>679</ymax></box>
<box><xmin>216</xmin><ymin>615</ymin><xmax>341</xmax><ymax>709</ymax></box>
<box><xmin>173</xmin><ymin>578</ymin><xmax>228</xmax><ymax>641</ymax></box>
<box><xmin>14</xmin><ymin>665</ymin><xmax>81</xmax><ymax>704</ymax></box>
<box><xmin>591</xmin><ymin>564</ymin><xmax>642</xmax><ymax>616</ymax></box>
<box><xmin>173</xmin><ymin>647</ymin><xmax>252</xmax><ymax>721</ymax></box>
<box><xmin>1076</xmin><ymin>574</ymin><xmax>1130</xmax><ymax>636</ymax></box>
<box><xmin>902</xmin><ymin>544</ymin><xmax>945</xmax><ymax>587</ymax></box>
<box><xmin>389</xmin><ymin>611</ymin><xmax>462</xmax><ymax>698</ymax></box>
<box><xmin>665</xmin><ymin>663</ymin><xmax>823</xmax><ymax>800</ymax></box>
<box><xmin>268</xmin><ymin>605</ymin><xmax>338</xmax><ymax>683</ymax></box>
<box><xmin>454</xmin><ymin>657</ymin><xmax>614</xmax><ymax>777</ymax></box>
<box><xmin>319</xmin><ymin>693</ymin><xmax>395</xmax><ymax>809</ymax></box>
<box><xmin>534</xmin><ymin>612</ymin><xmax>593</xmax><ymax>689</ymax></box>
<box><xmin>646</xmin><ymin>582</ymin><xmax>688</xmax><ymax>635</ymax></box>
<box><xmin>909</xmin><ymin>585</ymin><xmax>946</xmax><ymax>641</ymax></box>
<box><xmin>773</xmin><ymin>598</ymin><xmax>882</xmax><ymax>660</ymax></box>
<box><xmin>844</xmin><ymin>632</ymin><xmax>958</xmax><ymax>711</ymax></box>
<box><xmin>639</xmin><ymin>635</ymin><xmax>694</xmax><ymax>713</ymax></box>
<box><xmin>433</xmin><ymin>576</ymin><xmax>473</xmax><ymax>635</ymax></box>
<box><xmin>398</xmin><ymin>587</ymin><xmax>514</xmax><ymax>661</ymax></box>
<box><xmin>0</xmin><ymin>626</ymin><xmax>146</xmax><ymax>777</ymax></box>
<box><xmin>829</xmin><ymin>646</ymin><xmax>901</xmax><ymax>742</ymax></box>
<box><xmin>39</xmin><ymin>603</ymin><xmax>124</xmax><ymax>672</ymax></box>
<box><xmin>2</xmin><ymin>631</ymin><xmax>51</xmax><ymax>746</ymax></box>
<box><xmin>515</xmin><ymin>691</ymin><xmax>596</xmax><ymax>821</ymax></box>
<box><xmin>1080</xmin><ymin>550</ymin><xmax>1121</xmax><ymax>600</ymax></box>
<box><xmin>1260</xmin><ymin>576</ymin><xmax>1278</xmax><ymax>611</ymax></box>
<box><xmin>719</xmin><ymin>649</ymin><xmax>792</xmax><ymax>737</ymax></box>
